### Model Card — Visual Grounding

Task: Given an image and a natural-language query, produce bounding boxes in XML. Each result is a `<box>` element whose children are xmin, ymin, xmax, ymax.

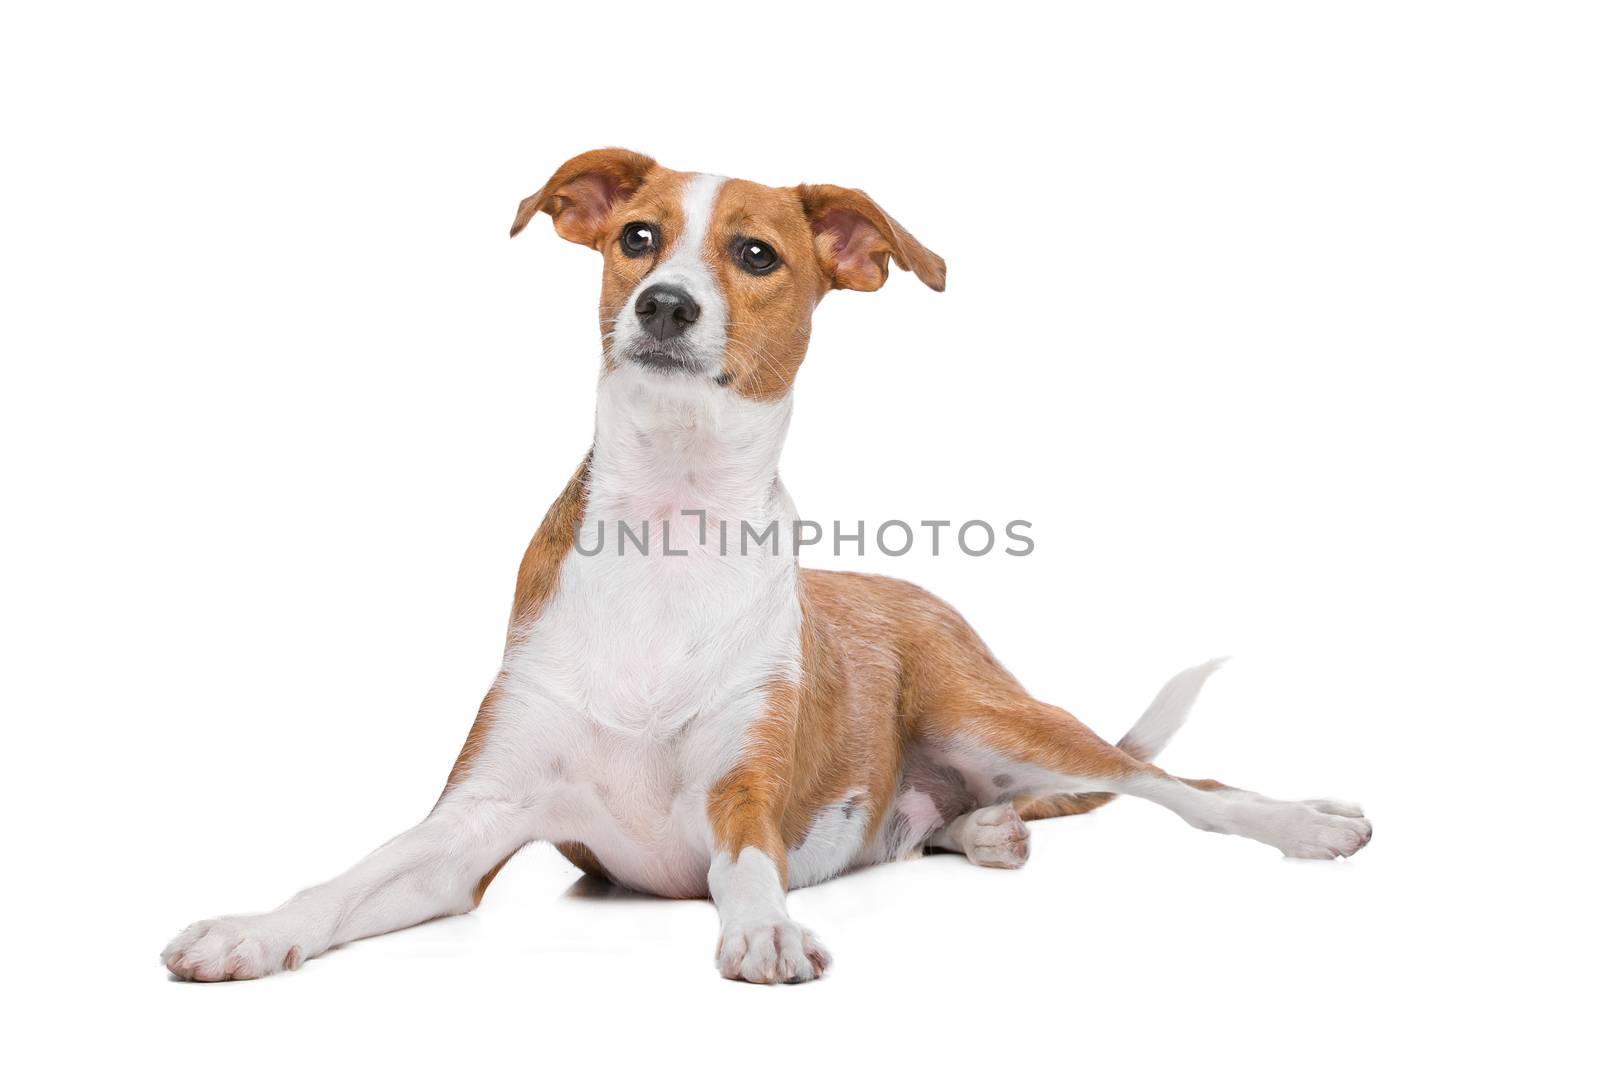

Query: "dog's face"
<box><xmin>512</xmin><ymin>149</ymin><xmax>945</xmax><ymax>401</ymax></box>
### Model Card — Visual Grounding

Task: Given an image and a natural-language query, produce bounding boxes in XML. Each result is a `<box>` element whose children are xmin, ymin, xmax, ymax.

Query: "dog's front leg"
<box><xmin>706</xmin><ymin>820</ymin><xmax>830</xmax><ymax>985</ymax></box>
<box><xmin>163</xmin><ymin>788</ymin><xmax>532</xmax><ymax>981</ymax></box>
<box><xmin>705</xmin><ymin>713</ymin><xmax>831</xmax><ymax>983</ymax></box>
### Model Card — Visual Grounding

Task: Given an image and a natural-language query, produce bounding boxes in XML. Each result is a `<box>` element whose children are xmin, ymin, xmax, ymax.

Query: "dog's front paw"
<box><xmin>163</xmin><ymin>915</ymin><xmax>307</xmax><ymax>981</ymax></box>
<box><xmin>716</xmin><ymin>919</ymin><xmax>831</xmax><ymax>984</ymax></box>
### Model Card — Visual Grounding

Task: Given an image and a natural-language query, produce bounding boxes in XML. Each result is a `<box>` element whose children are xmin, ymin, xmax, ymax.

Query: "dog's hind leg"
<box><xmin>846</xmin><ymin>577</ymin><xmax>1369</xmax><ymax>863</ymax></box>
<box><xmin>1007</xmin><ymin>659</ymin><xmax>1226</xmax><ymax>823</ymax></box>
<box><xmin>928</xmin><ymin>686</ymin><xmax>1371</xmax><ymax>860</ymax></box>
<box><xmin>905</xmin><ymin>641</ymin><xmax>1370</xmax><ymax>860</ymax></box>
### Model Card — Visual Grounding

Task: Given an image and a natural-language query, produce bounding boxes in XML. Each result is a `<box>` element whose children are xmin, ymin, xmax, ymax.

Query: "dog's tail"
<box><xmin>1016</xmin><ymin>658</ymin><xmax>1227</xmax><ymax>821</ymax></box>
<box><xmin>1114</xmin><ymin>657</ymin><xmax>1228</xmax><ymax>762</ymax></box>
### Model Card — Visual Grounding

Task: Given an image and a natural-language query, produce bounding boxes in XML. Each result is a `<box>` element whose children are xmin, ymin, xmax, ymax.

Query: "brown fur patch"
<box><xmin>798</xmin><ymin>569</ymin><xmax>1149</xmax><ymax>793</ymax></box>
<box><xmin>702</xmin><ymin>180</ymin><xmax>828</xmax><ymax>401</ymax></box>
<box><xmin>1014</xmin><ymin>793</ymin><xmax>1116</xmax><ymax>820</ymax></box>
<box><xmin>788</xmin><ymin>577</ymin><xmax>910</xmax><ymax>845</ymax></box>
<box><xmin>868</xmin><ymin>574</ymin><xmax>1138</xmax><ymax>782</ymax></box>
<box><xmin>706</xmin><ymin>575</ymin><xmax>912</xmax><ymax>879</ymax></box>
<box><xmin>509</xmin><ymin>451</ymin><xmax>592</xmax><ymax>629</ymax></box>
<box><xmin>706</xmin><ymin>679</ymin><xmax>798</xmax><ymax>882</ymax></box>
<box><xmin>554</xmin><ymin>841</ymin><xmax>614</xmax><ymax>882</ymax></box>
<box><xmin>472</xmin><ymin>851</ymin><xmax>518</xmax><ymax>907</ymax></box>
<box><xmin>708</xmin><ymin>584</ymin><xmax>909</xmax><ymax>874</ymax></box>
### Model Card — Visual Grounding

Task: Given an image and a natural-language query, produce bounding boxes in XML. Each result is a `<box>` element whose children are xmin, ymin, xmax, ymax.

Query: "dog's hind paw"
<box><xmin>1271</xmin><ymin>801</ymin><xmax>1372</xmax><ymax>860</ymax></box>
<box><xmin>930</xmin><ymin>802</ymin><xmax>1032</xmax><ymax>869</ymax></box>
<box><xmin>959</xmin><ymin>803</ymin><xmax>1031</xmax><ymax>868</ymax></box>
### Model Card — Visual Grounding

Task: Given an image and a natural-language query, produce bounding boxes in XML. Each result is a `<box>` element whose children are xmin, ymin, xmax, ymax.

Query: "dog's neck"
<box><xmin>588</xmin><ymin>366</ymin><xmax>794</xmax><ymax>524</ymax></box>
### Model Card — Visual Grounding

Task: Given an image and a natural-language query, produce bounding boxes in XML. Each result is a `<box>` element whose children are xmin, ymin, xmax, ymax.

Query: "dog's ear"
<box><xmin>510</xmin><ymin>148</ymin><xmax>657</xmax><ymax>248</ymax></box>
<box><xmin>795</xmin><ymin>184</ymin><xmax>945</xmax><ymax>292</ymax></box>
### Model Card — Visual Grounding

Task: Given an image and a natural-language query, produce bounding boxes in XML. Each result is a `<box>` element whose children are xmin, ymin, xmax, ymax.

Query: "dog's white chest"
<box><xmin>496</xmin><ymin>544</ymin><xmax>799</xmax><ymax>895</ymax></box>
<box><xmin>485</xmin><ymin>376</ymin><xmax>803</xmax><ymax>895</ymax></box>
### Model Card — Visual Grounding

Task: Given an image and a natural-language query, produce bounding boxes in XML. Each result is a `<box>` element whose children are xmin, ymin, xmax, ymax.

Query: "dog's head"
<box><xmin>511</xmin><ymin>149</ymin><xmax>944</xmax><ymax>400</ymax></box>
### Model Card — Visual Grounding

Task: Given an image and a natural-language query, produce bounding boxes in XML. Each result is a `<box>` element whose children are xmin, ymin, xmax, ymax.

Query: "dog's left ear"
<box><xmin>510</xmin><ymin>148</ymin><xmax>657</xmax><ymax>248</ymax></box>
<box><xmin>796</xmin><ymin>184</ymin><xmax>946</xmax><ymax>293</ymax></box>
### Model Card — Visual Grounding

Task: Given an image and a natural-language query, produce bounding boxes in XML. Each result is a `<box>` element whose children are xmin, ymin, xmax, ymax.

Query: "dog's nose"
<box><xmin>634</xmin><ymin>284</ymin><xmax>700</xmax><ymax>341</ymax></box>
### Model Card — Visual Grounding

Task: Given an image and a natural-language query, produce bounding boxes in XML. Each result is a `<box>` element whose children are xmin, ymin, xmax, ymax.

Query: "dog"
<box><xmin>163</xmin><ymin>149</ymin><xmax>1372</xmax><ymax>985</ymax></box>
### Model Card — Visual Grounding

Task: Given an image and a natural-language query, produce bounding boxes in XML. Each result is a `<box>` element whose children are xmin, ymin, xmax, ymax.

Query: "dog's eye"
<box><xmin>736</xmin><ymin>238</ymin><xmax>781</xmax><ymax>276</ymax></box>
<box><xmin>620</xmin><ymin>222</ymin><xmax>658</xmax><ymax>257</ymax></box>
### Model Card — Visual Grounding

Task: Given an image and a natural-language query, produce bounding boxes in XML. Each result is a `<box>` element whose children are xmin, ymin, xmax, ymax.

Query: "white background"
<box><xmin>3</xmin><ymin>2</ymin><xmax>1595</xmax><ymax>1063</ymax></box>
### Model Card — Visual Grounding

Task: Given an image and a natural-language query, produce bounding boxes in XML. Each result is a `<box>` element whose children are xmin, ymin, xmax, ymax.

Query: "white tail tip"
<box><xmin>1115</xmin><ymin>657</ymin><xmax>1228</xmax><ymax>762</ymax></box>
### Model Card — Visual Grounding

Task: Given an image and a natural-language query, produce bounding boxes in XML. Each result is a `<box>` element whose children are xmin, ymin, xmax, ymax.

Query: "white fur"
<box><xmin>163</xmin><ymin>794</ymin><xmax>532</xmax><ymax>980</ymax></box>
<box><xmin>1118</xmin><ymin>657</ymin><xmax>1228</xmax><ymax>760</ymax></box>
<box><xmin>786</xmin><ymin>791</ymin><xmax>870</xmax><ymax>888</ymax></box>
<box><xmin>709</xmin><ymin>848</ymin><xmax>830</xmax><ymax>983</ymax></box>
<box><xmin>1124</xmin><ymin>778</ymin><xmax>1373</xmax><ymax>859</ymax></box>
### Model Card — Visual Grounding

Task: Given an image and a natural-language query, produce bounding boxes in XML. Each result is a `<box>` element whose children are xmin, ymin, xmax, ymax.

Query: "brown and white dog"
<box><xmin>163</xmin><ymin>149</ymin><xmax>1371</xmax><ymax>985</ymax></box>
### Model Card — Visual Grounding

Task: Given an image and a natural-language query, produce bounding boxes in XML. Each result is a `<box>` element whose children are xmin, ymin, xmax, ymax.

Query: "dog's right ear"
<box><xmin>509</xmin><ymin>148</ymin><xmax>657</xmax><ymax>248</ymax></box>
